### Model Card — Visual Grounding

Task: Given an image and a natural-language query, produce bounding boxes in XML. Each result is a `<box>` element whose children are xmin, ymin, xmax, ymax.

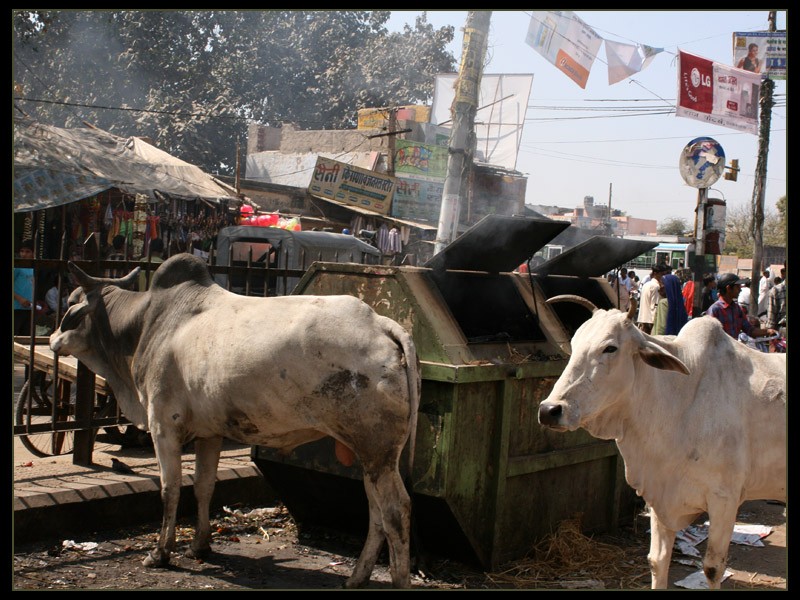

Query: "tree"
<box><xmin>775</xmin><ymin>195</ymin><xmax>787</xmax><ymax>239</ymax></box>
<box><xmin>657</xmin><ymin>216</ymin><xmax>689</xmax><ymax>236</ymax></box>
<box><xmin>723</xmin><ymin>201</ymin><xmax>784</xmax><ymax>258</ymax></box>
<box><xmin>12</xmin><ymin>10</ymin><xmax>456</xmax><ymax>175</ymax></box>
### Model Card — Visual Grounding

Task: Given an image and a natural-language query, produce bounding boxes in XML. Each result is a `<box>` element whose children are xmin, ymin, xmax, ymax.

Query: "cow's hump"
<box><xmin>150</xmin><ymin>253</ymin><xmax>214</xmax><ymax>290</ymax></box>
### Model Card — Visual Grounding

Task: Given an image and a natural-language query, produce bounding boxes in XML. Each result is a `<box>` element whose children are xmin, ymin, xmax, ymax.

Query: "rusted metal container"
<box><xmin>253</xmin><ymin>215</ymin><xmax>657</xmax><ymax>569</ymax></box>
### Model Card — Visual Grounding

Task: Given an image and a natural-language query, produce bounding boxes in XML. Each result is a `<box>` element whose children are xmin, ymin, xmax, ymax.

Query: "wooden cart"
<box><xmin>14</xmin><ymin>336</ymin><xmax>128</xmax><ymax>460</ymax></box>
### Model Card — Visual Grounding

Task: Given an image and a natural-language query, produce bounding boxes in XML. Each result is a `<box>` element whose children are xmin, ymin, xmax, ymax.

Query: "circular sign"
<box><xmin>678</xmin><ymin>137</ymin><xmax>726</xmax><ymax>188</ymax></box>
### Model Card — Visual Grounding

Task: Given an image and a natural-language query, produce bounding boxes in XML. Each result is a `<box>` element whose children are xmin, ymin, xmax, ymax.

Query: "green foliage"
<box><xmin>657</xmin><ymin>216</ymin><xmax>689</xmax><ymax>236</ymax></box>
<box><xmin>723</xmin><ymin>200</ymin><xmax>785</xmax><ymax>258</ymax></box>
<box><xmin>12</xmin><ymin>10</ymin><xmax>456</xmax><ymax>175</ymax></box>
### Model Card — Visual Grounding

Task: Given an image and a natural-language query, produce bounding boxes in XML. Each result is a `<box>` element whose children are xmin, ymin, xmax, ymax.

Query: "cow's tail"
<box><xmin>386</xmin><ymin>318</ymin><xmax>425</xmax><ymax>574</ymax></box>
<box><xmin>388</xmin><ymin>320</ymin><xmax>420</xmax><ymax>480</ymax></box>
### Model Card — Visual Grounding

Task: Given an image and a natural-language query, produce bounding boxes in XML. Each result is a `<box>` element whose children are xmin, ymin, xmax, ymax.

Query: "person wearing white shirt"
<box><xmin>757</xmin><ymin>269</ymin><xmax>772</xmax><ymax>318</ymax></box>
<box><xmin>637</xmin><ymin>264</ymin><xmax>668</xmax><ymax>334</ymax></box>
<box><xmin>737</xmin><ymin>278</ymin><xmax>752</xmax><ymax>315</ymax></box>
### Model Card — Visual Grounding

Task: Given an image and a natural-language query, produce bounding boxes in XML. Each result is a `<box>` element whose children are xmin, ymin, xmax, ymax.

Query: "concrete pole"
<box><xmin>750</xmin><ymin>10</ymin><xmax>777</xmax><ymax>277</ymax></box>
<box><xmin>434</xmin><ymin>11</ymin><xmax>491</xmax><ymax>255</ymax></box>
<box><xmin>692</xmin><ymin>187</ymin><xmax>709</xmax><ymax>318</ymax></box>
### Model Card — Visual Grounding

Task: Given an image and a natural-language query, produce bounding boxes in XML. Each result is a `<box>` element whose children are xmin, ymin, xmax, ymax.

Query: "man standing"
<box><xmin>699</xmin><ymin>275</ymin><xmax>718</xmax><ymax>313</ymax></box>
<box><xmin>708</xmin><ymin>273</ymin><xmax>777</xmax><ymax>340</ymax></box>
<box><xmin>612</xmin><ymin>267</ymin><xmax>632</xmax><ymax>311</ymax></box>
<box><xmin>14</xmin><ymin>240</ymin><xmax>36</xmax><ymax>336</ymax></box>
<box><xmin>637</xmin><ymin>264</ymin><xmax>667</xmax><ymax>334</ymax></box>
<box><xmin>757</xmin><ymin>268</ymin><xmax>772</xmax><ymax>319</ymax></box>
<box><xmin>767</xmin><ymin>267</ymin><xmax>787</xmax><ymax>338</ymax></box>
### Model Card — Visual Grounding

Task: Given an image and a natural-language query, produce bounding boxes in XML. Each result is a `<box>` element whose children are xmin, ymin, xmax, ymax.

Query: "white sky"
<box><xmin>386</xmin><ymin>10</ymin><xmax>787</xmax><ymax>226</ymax></box>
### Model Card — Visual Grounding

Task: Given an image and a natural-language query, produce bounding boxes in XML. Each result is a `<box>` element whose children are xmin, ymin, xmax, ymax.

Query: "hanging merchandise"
<box><xmin>22</xmin><ymin>212</ymin><xmax>33</xmax><ymax>242</ymax></box>
<box><xmin>104</xmin><ymin>202</ymin><xmax>114</xmax><ymax>229</ymax></box>
<box><xmin>387</xmin><ymin>227</ymin><xmax>402</xmax><ymax>254</ymax></box>
<box><xmin>377</xmin><ymin>223</ymin><xmax>390</xmax><ymax>254</ymax></box>
<box><xmin>132</xmin><ymin>194</ymin><xmax>148</xmax><ymax>259</ymax></box>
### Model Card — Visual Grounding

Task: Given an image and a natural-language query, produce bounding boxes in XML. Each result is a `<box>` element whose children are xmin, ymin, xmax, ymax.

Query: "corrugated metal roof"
<box><xmin>309</xmin><ymin>194</ymin><xmax>438</xmax><ymax>231</ymax></box>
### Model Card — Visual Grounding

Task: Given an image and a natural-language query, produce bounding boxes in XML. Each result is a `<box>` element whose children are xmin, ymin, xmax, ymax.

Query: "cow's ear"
<box><xmin>637</xmin><ymin>341</ymin><xmax>690</xmax><ymax>375</ymax></box>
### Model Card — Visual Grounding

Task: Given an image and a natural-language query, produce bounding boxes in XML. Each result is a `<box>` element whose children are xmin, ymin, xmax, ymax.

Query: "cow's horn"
<box><xmin>68</xmin><ymin>261</ymin><xmax>99</xmax><ymax>290</ymax></box>
<box><xmin>627</xmin><ymin>298</ymin><xmax>638</xmax><ymax>321</ymax></box>
<box><xmin>546</xmin><ymin>294</ymin><xmax>598</xmax><ymax>313</ymax></box>
<box><xmin>68</xmin><ymin>261</ymin><xmax>141</xmax><ymax>291</ymax></box>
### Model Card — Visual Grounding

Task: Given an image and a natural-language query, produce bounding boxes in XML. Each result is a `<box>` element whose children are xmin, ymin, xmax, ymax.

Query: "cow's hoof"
<box><xmin>186</xmin><ymin>546</ymin><xmax>211</xmax><ymax>560</ymax></box>
<box><xmin>343</xmin><ymin>576</ymin><xmax>368</xmax><ymax>589</ymax></box>
<box><xmin>142</xmin><ymin>550</ymin><xmax>170</xmax><ymax>568</ymax></box>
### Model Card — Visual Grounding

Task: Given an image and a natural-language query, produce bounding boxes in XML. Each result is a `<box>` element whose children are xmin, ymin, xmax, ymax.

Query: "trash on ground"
<box><xmin>61</xmin><ymin>540</ymin><xmax>99</xmax><ymax>552</ymax></box>
<box><xmin>674</xmin><ymin>569</ymin><xmax>733</xmax><ymax>589</ymax></box>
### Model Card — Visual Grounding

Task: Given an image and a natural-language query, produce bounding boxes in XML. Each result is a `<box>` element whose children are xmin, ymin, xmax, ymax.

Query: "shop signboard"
<box><xmin>308</xmin><ymin>156</ymin><xmax>395</xmax><ymax>215</ymax></box>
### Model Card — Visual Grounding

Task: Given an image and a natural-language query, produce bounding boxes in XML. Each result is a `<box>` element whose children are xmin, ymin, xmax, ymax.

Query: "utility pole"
<box><xmin>387</xmin><ymin>107</ymin><xmax>397</xmax><ymax>177</ymax></box>
<box><xmin>434</xmin><ymin>11</ymin><xmax>491</xmax><ymax>255</ymax></box>
<box><xmin>750</xmin><ymin>10</ymin><xmax>777</xmax><ymax>277</ymax></box>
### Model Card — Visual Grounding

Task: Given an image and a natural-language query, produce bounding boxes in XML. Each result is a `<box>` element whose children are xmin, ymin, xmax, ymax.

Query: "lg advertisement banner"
<box><xmin>676</xmin><ymin>50</ymin><xmax>761</xmax><ymax>135</ymax></box>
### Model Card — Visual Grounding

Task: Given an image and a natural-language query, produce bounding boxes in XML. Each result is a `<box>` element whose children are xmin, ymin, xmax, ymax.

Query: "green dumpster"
<box><xmin>253</xmin><ymin>216</ymin><xmax>646</xmax><ymax>569</ymax></box>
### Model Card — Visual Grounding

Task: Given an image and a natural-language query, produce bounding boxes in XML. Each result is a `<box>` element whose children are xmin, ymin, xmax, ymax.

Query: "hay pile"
<box><xmin>482</xmin><ymin>516</ymin><xmax>650</xmax><ymax>590</ymax></box>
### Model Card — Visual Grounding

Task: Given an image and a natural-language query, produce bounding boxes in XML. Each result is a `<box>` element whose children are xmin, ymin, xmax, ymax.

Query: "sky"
<box><xmin>385</xmin><ymin>10</ymin><xmax>787</xmax><ymax>227</ymax></box>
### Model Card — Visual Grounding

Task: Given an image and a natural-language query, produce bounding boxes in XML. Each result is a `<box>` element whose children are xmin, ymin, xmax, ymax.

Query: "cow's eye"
<box><xmin>603</xmin><ymin>345</ymin><xmax>618</xmax><ymax>354</ymax></box>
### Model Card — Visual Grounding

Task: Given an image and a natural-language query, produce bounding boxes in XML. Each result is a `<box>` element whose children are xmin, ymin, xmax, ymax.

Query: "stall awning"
<box><xmin>13</xmin><ymin>118</ymin><xmax>239</xmax><ymax>213</ymax></box>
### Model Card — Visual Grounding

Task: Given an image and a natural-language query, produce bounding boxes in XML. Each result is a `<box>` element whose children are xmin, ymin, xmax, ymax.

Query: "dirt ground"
<box><xmin>12</xmin><ymin>498</ymin><xmax>786</xmax><ymax>590</ymax></box>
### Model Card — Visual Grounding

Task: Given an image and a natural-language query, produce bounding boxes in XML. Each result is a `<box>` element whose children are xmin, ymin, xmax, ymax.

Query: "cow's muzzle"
<box><xmin>538</xmin><ymin>401</ymin><xmax>567</xmax><ymax>430</ymax></box>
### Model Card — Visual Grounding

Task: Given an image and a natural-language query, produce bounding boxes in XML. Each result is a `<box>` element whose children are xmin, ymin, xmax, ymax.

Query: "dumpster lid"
<box><xmin>533</xmin><ymin>236</ymin><xmax>659</xmax><ymax>277</ymax></box>
<box><xmin>424</xmin><ymin>215</ymin><xmax>570</xmax><ymax>273</ymax></box>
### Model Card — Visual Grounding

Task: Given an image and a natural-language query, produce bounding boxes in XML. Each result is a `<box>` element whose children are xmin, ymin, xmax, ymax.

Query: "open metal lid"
<box><xmin>533</xmin><ymin>236</ymin><xmax>659</xmax><ymax>277</ymax></box>
<box><xmin>423</xmin><ymin>215</ymin><xmax>569</xmax><ymax>273</ymax></box>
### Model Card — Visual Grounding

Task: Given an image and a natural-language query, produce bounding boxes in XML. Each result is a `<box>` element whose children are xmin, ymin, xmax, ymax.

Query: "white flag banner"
<box><xmin>604</xmin><ymin>40</ymin><xmax>663</xmax><ymax>85</ymax></box>
<box><xmin>525</xmin><ymin>11</ymin><xmax>602</xmax><ymax>89</ymax></box>
<box><xmin>676</xmin><ymin>50</ymin><xmax>762</xmax><ymax>135</ymax></box>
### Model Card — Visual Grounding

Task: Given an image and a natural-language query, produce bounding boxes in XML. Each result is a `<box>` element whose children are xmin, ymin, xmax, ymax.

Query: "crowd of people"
<box><xmin>616</xmin><ymin>260</ymin><xmax>787</xmax><ymax>350</ymax></box>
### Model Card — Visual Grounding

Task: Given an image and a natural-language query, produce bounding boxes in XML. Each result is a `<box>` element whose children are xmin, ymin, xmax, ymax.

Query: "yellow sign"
<box><xmin>357</xmin><ymin>105</ymin><xmax>431</xmax><ymax>129</ymax></box>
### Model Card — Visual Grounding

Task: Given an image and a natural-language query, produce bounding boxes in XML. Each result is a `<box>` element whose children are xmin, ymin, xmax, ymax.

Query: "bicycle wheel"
<box><xmin>15</xmin><ymin>374</ymin><xmax>76</xmax><ymax>457</ymax></box>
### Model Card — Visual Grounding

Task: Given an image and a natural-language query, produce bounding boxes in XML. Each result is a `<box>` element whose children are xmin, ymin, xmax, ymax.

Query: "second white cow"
<box><xmin>538</xmin><ymin>297</ymin><xmax>786</xmax><ymax>589</ymax></box>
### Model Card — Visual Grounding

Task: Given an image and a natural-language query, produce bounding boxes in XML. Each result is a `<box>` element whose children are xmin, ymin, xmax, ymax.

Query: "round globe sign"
<box><xmin>678</xmin><ymin>137</ymin><xmax>725</xmax><ymax>188</ymax></box>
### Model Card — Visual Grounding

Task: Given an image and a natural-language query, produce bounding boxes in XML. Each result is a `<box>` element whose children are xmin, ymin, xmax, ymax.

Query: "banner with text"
<box><xmin>308</xmin><ymin>156</ymin><xmax>395</xmax><ymax>215</ymax></box>
<box><xmin>732</xmin><ymin>31</ymin><xmax>787</xmax><ymax>80</ymax></box>
<box><xmin>676</xmin><ymin>50</ymin><xmax>761</xmax><ymax>135</ymax></box>
<box><xmin>525</xmin><ymin>11</ymin><xmax>602</xmax><ymax>89</ymax></box>
<box><xmin>391</xmin><ymin>176</ymin><xmax>445</xmax><ymax>223</ymax></box>
<box><xmin>394</xmin><ymin>139</ymin><xmax>449</xmax><ymax>180</ymax></box>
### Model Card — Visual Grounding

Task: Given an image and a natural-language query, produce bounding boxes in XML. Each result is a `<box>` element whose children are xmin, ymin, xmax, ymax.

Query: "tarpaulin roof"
<box><xmin>13</xmin><ymin>118</ymin><xmax>239</xmax><ymax>213</ymax></box>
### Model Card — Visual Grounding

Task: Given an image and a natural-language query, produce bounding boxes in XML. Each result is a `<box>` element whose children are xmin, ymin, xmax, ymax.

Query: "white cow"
<box><xmin>537</xmin><ymin>296</ymin><xmax>786</xmax><ymax>589</ymax></box>
<box><xmin>50</xmin><ymin>253</ymin><xmax>421</xmax><ymax>589</ymax></box>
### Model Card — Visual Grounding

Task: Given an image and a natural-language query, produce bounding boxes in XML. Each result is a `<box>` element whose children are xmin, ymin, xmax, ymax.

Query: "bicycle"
<box><xmin>14</xmin><ymin>339</ymin><xmax>128</xmax><ymax>457</ymax></box>
<box><xmin>738</xmin><ymin>332</ymin><xmax>787</xmax><ymax>354</ymax></box>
